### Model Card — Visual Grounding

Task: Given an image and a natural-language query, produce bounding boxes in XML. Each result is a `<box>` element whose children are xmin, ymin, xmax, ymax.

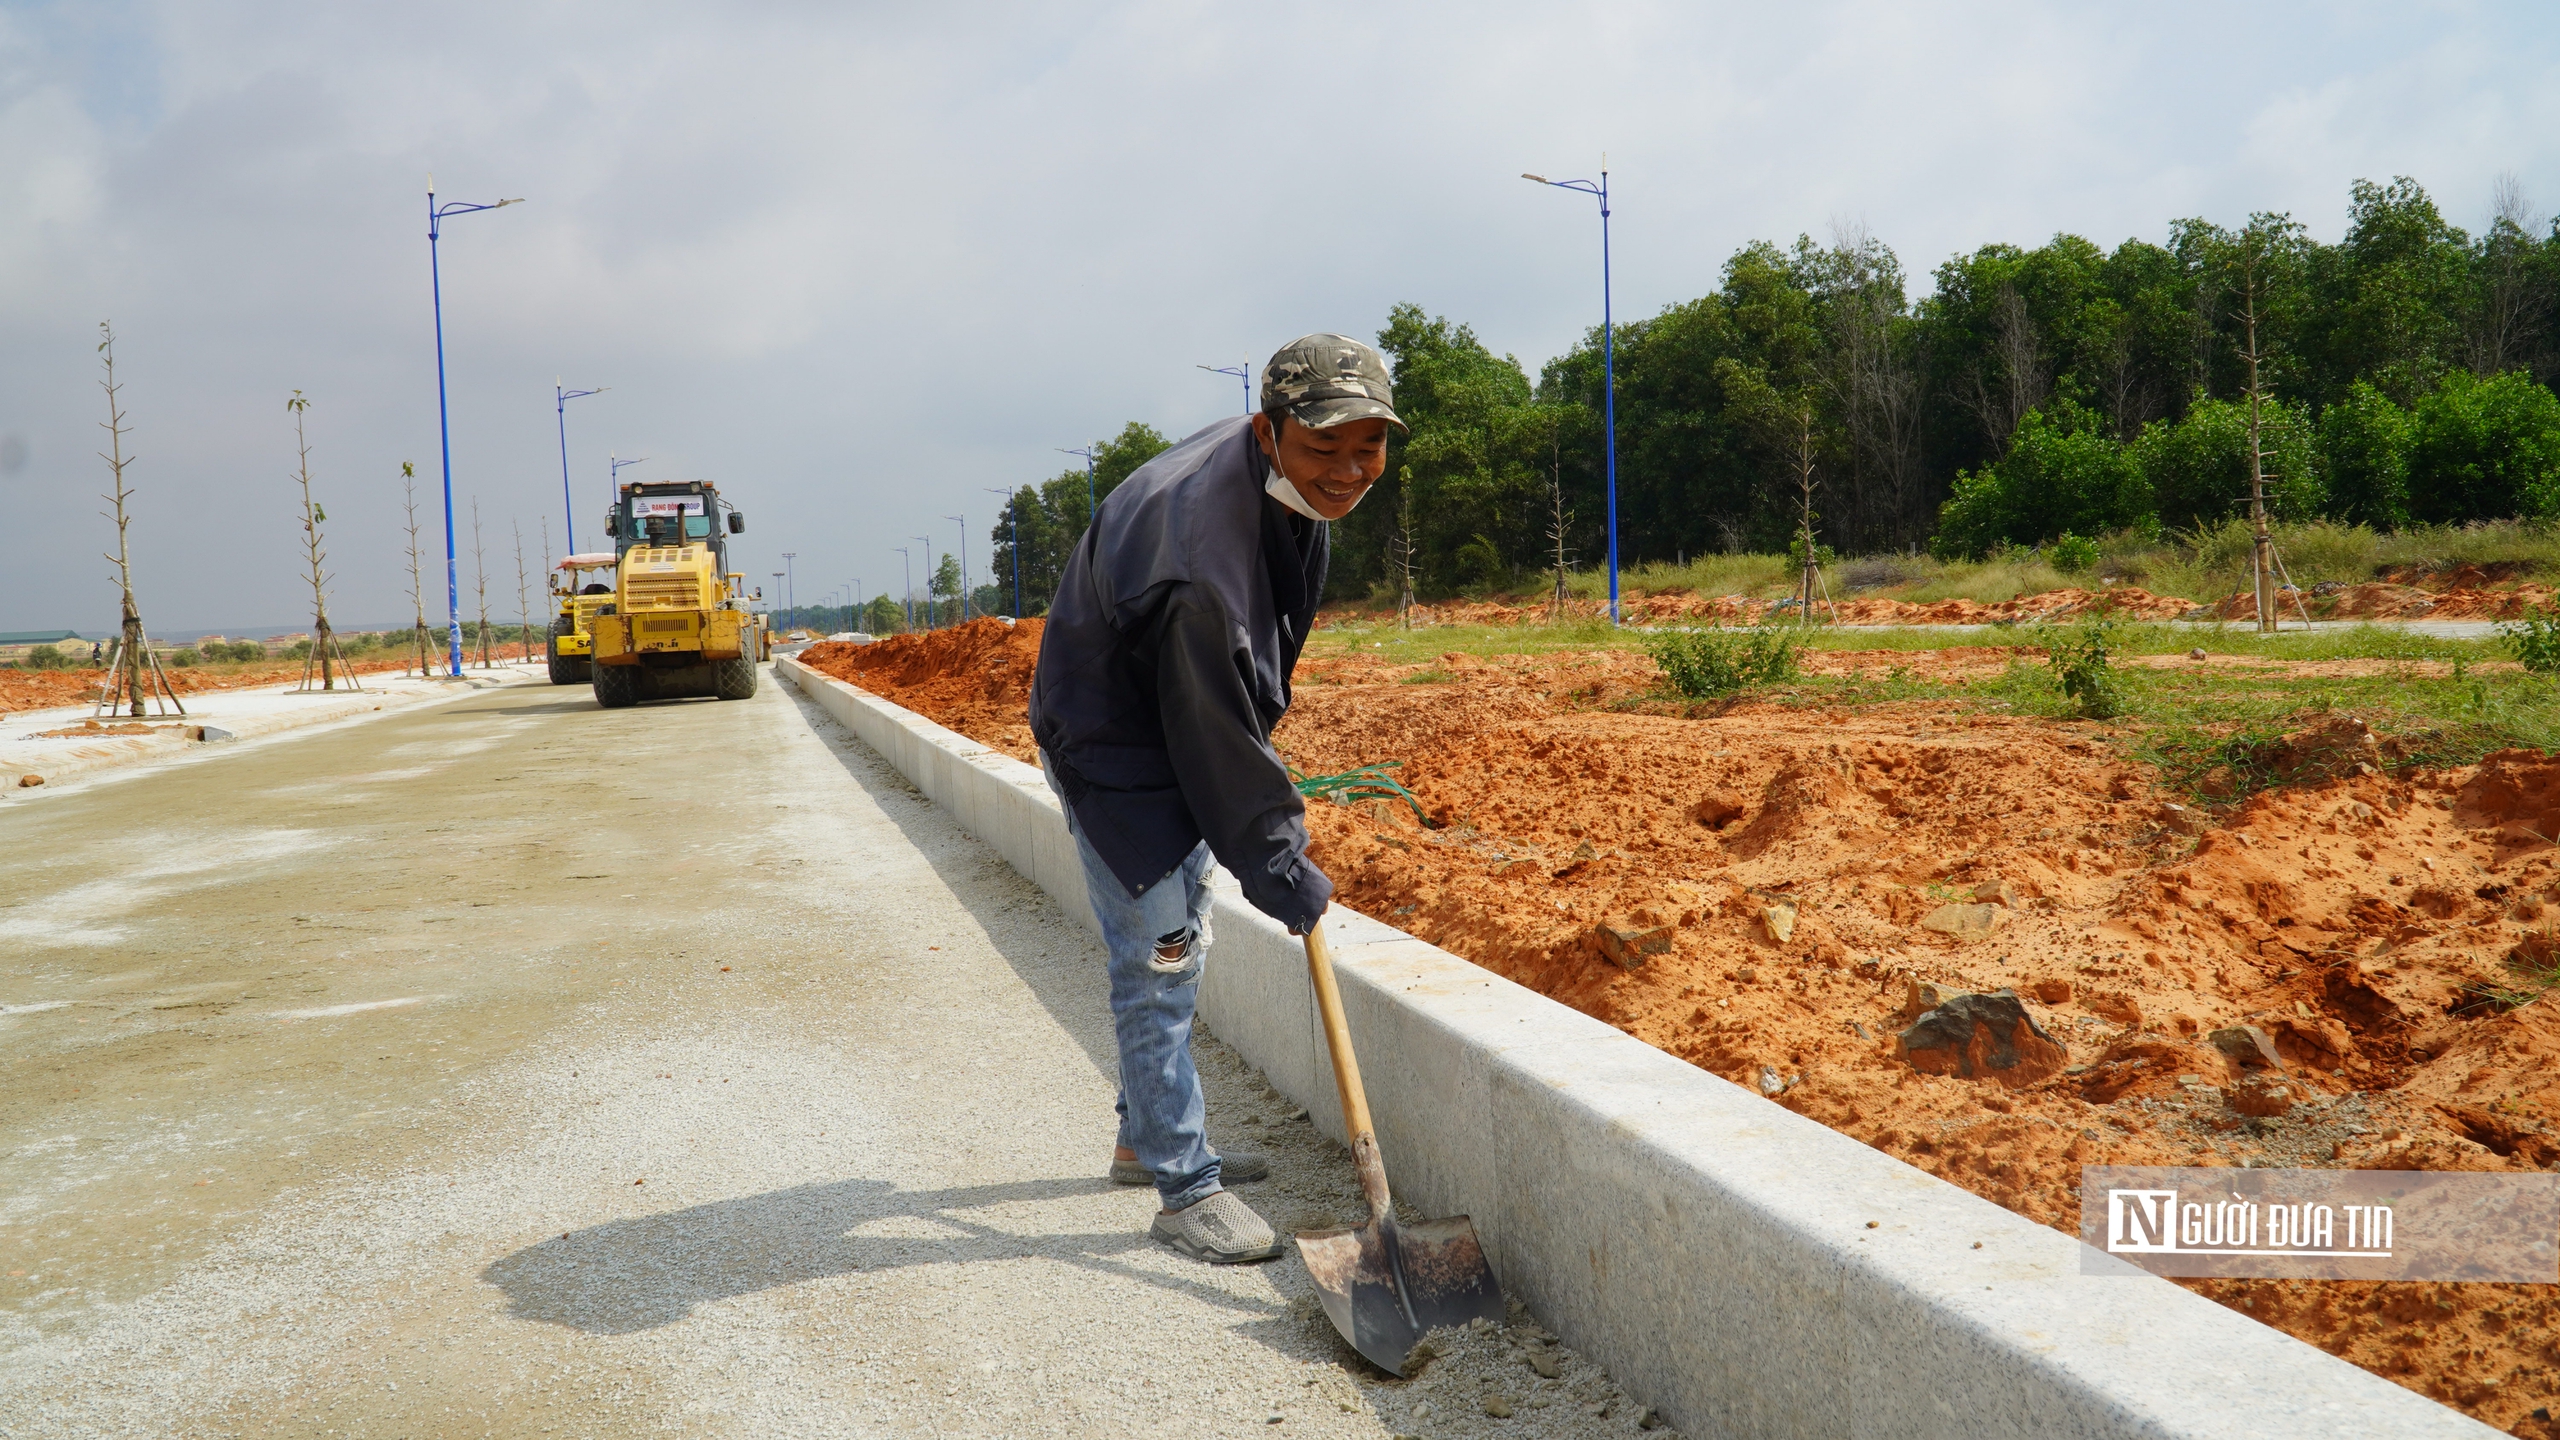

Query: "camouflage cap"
<box><xmin>1261</xmin><ymin>334</ymin><xmax>1405</xmax><ymax>433</ymax></box>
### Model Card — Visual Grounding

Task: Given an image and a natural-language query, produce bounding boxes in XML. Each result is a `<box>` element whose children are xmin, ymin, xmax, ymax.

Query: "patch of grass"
<box><xmin>1309</xmin><ymin>617</ymin><xmax>2508</xmax><ymax>669</ymax></box>
<box><xmin>1310</xmin><ymin>621</ymin><xmax>1649</xmax><ymax>664</ymax></box>
<box><xmin>2499</xmin><ymin>602</ymin><xmax>2560</xmax><ymax>676</ymax></box>
<box><xmin>1645</xmin><ymin>627</ymin><xmax>1803</xmax><ymax>699</ymax></box>
<box><xmin>1562</xmin><ymin>553</ymin><xmax>1795</xmax><ymax>602</ymax></box>
<box><xmin>2047</xmin><ymin>622</ymin><xmax>2124</xmax><ymax>719</ymax></box>
<box><xmin>1398</xmin><ymin>668</ymin><xmax>1455</xmax><ymax>685</ymax></box>
<box><xmin>1734</xmin><ymin>642</ymin><xmax>2560</xmax><ymax>805</ymax></box>
<box><xmin>1409</xmin><ymin>516</ymin><xmax>2560</xmax><ymax>619</ymax></box>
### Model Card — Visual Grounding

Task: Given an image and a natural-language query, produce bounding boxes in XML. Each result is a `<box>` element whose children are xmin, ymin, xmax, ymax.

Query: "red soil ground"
<box><xmin>801</xmin><ymin>621</ymin><xmax>1046</xmax><ymax>759</ymax></box>
<box><xmin>803</xmin><ymin>615</ymin><xmax>2560</xmax><ymax>1432</ymax></box>
<box><xmin>0</xmin><ymin>655</ymin><xmax>433</xmax><ymax>717</ymax></box>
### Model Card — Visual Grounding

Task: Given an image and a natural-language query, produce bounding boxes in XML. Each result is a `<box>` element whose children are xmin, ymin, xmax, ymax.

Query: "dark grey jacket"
<box><xmin>1028</xmin><ymin>415</ymin><xmax>1332</xmax><ymax>931</ymax></box>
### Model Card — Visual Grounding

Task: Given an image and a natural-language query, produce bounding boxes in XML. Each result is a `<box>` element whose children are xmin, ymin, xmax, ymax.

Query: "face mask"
<box><xmin>1265</xmin><ymin>464</ymin><xmax>1331</xmax><ymax>521</ymax></box>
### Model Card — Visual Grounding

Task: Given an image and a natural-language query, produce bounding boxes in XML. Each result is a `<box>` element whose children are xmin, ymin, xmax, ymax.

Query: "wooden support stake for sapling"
<box><xmin>287</xmin><ymin>391</ymin><xmax>359</xmax><ymax>692</ymax></box>
<box><xmin>1791</xmin><ymin>405</ymin><xmax>1838</xmax><ymax>627</ymax></box>
<box><xmin>513</xmin><ymin>520</ymin><xmax>533</xmax><ymax>664</ymax></box>
<box><xmin>401</xmin><ymin>463</ymin><xmax>433</xmax><ymax>676</ymax></box>
<box><xmin>1392</xmin><ymin>466</ymin><xmax>1418</xmax><ymax>630</ymax></box>
<box><xmin>470</xmin><ymin>499</ymin><xmax>494</xmax><ymax>669</ymax></box>
<box><xmin>1547</xmin><ymin>433</ymin><xmax>1573</xmax><ymax>624</ymax></box>
<box><xmin>2237</xmin><ymin>249</ymin><xmax>2278</xmax><ymax>634</ymax></box>
<box><xmin>93</xmin><ymin>322</ymin><xmax>183</xmax><ymax>718</ymax></box>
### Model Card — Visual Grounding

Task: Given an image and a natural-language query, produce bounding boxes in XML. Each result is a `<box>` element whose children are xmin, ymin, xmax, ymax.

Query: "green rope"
<box><xmin>1291</xmin><ymin>759</ymin><xmax>1432</xmax><ymax>826</ymax></box>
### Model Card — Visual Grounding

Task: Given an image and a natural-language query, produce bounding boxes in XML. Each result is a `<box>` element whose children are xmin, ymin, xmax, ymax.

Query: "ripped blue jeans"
<box><xmin>1044</xmin><ymin>766</ymin><xmax>1223</xmax><ymax>1211</ymax></box>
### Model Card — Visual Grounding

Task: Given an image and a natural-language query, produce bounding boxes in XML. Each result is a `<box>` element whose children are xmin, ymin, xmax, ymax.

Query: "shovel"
<box><xmin>1294</xmin><ymin>922</ymin><xmax>1505</xmax><ymax>1374</ymax></box>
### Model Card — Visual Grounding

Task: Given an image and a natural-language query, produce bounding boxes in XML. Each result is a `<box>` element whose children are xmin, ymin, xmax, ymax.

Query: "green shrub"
<box><xmin>23</xmin><ymin>644</ymin><xmax>67</xmax><ymax>669</ymax></box>
<box><xmin>1646</xmin><ymin>627</ymin><xmax>1801</xmax><ymax>699</ymax></box>
<box><xmin>2320</xmin><ymin>381</ymin><xmax>2413</xmax><ymax>527</ymax></box>
<box><xmin>2500</xmin><ymin>602</ymin><xmax>2560</xmax><ymax>676</ymax></box>
<box><xmin>1933</xmin><ymin>401</ymin><xmax>2152</xmax><ymax>558</ymax></box>
<box><xmin>2133</xmin><ymin>395</ymin><xmax>2324</xmax><ymax>531</ymax></box>
<box><xmin>1785</xmin><ymin>532</ymin><xmax>1838</xmax><ymax>572</ymax></box>
<box><xmin>170</xmin><ymin>648</ymin><xmax>200</xmax><ymax>667</ymax></box>
<box><xmin>2047</xmin><ymin>621</ymin><xmax>2124</xmax><ymax>718</ymax></box>
<box><xmin>2048</xmin><ymin>533</ymin><xmax>2101</xmax><ymax>573</ymax></box>
<box><xmin>2408</xmin><ymin>370</ymin><xmax>2560</xmax><ymax>521</ymax></box>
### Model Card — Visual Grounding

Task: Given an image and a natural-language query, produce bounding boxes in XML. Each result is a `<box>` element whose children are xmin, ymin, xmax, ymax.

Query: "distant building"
<box><xmin>0</xmin><ymin>630</ymin><xmax>83</xmax><ymax>646</ymax></box>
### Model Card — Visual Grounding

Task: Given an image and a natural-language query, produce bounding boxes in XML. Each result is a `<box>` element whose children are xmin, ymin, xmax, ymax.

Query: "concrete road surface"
<box><xmin>1</xmin><ymin>670</ymin><xmax>1637</xmax><ymax>1439</ymax></box>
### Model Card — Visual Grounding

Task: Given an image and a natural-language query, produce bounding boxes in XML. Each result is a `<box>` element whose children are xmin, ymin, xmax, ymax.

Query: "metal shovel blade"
<box><xmin>1296</xmin><ymin>1209</ymin><xmax>1504</xmax><ymax>1375</ymax></box>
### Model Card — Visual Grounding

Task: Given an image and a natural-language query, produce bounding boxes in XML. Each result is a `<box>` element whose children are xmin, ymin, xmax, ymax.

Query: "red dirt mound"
<box><xmin>2211</xmin><ymin>583</ymin><xmax>2559</xmax><ymax>622</ymax></box>
<box><xmin>1274</xmin><ymin>655</ymin><xmax>2560</xmax><ymax>1430</ymax></box>
<box><xmin>800</xmin><ymin>619</ymin><xmax>1043</xmax><ymax>758</ymax></box>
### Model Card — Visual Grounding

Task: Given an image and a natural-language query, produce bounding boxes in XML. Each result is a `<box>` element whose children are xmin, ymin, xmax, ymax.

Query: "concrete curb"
<box><xmin>1</xmin><ymin>668</ymin><xmax>539</xmax><ymax>798</ymax></box>
<box><xmin>776</xmin><ymin>655</ymin><xmax>2493</xmax><ymax>1440</ymax></box>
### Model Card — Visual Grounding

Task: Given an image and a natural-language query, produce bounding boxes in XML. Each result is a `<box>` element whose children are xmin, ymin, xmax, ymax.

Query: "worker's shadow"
<box><xmin>482</xmin><ymin>1174</ymin><xmax>1281</xmax><ymax>1336</ymax></box>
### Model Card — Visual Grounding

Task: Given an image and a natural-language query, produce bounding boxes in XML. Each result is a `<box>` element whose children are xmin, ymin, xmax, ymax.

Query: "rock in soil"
<box><xmin>1919</xmin><ymin>901</ymin><xmax>2002</xmax><ymax>939</ymax></box>
<box><xmin>1897</xmin><ymin>977</ymin><xmax>1968</xmax><ymax>1021</ymax></box>
<box><xmin>1896</xmin><ymin>990</ymin><xmax>2069</xmax><ymax>1088</ymax></box>
<box><xmin>2207</xmin><ymin>1024</ymin><xmax>2285</xmax><ymax>1071</ymax></box>
<box><xmin>2227</xmin><ymin>1073</ymin><xmax>2301</xmax><ymax>1118</ymax></box>
<box><xmin>1595</xmin><ymin>919</ymin><xmax>1674</xmax><ymax>969</ymax></box>
<box><xmin>1761</xmin><ymin>901</ymin><xmax>1797</xmax><ymax>942</ymax></box>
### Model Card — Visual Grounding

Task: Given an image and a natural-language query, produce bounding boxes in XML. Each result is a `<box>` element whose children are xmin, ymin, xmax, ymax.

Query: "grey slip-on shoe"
<box><xmin>1148</xmin><ymin>1190</ymin><xmax>1284</xmax><ymax>1264</ymax></box>
<box><xmin>1110</xmin><ymin>1150</ymin><xmax>1268</xmax><ymax>1186</ymax></box>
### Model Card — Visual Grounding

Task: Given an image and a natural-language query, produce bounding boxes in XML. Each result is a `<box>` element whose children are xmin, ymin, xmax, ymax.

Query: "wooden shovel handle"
<box><xmin>1303</xmin><ymin>923</ymin><xmax>1394</xmax><ymax>1220</ymax></box>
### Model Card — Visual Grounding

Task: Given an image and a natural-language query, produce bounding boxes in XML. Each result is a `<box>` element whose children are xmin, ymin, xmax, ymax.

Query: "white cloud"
<box><xmin>1</xmin><ymin>0</ymin><xmax>2555</xmax><ymax>630</ymax></box>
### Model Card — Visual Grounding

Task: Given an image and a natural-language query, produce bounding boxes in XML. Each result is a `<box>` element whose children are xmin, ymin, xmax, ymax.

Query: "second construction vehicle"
<box><xmin>545</xmin><ymin>552</ymin><xmax>617</xmax><ymax>685</ymax></box>
<box><xmin>587</xmin><ymin>480</ymin><xmax>767</xmax><ymax>708</ymax></box>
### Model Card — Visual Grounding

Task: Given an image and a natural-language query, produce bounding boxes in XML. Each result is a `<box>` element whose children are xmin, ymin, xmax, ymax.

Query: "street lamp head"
<box><xmin>1521</xmin><ymin>173</ymin><xmax>1549</xmax><ymax>184</ymax></box>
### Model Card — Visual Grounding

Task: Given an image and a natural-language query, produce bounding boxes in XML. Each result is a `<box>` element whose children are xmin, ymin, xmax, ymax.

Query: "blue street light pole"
<box><xmin>1524</xmin><ymin>162</ymin><xmax>1618</xmax><ymax>625</ymax></box>
<box><xmin>983</xmin><ymin>487</ymin><xmax>1019</xmax><ymax>619</ymax></box>
<box><xmin>554</xmin><ymin>381</ymin><xmax>605</xmax><ymax>553</ymax></box>
<box><xmin>427</xmin><ymin>177</ymin><xmax>522</xmax><ymax>675</ymax></box>
<box><xmin>609</xmin><ymin>454</ymin><xmax>648</xmax><ymax>533</ymax></box>
<box><xmin>1197</xmin><ymin>363</ymin><xmax>1252</xmax><ymax>413</ymax></box>
<box><xmin>894</xmin><ymin>548</ymin><xmax>913</xmax><ymax>630</ymax></box>
<box><xmin>782</xmin><ymin>552</ymin><xmax>797</xmax><ymax>633</ymax></box>
<box><xmin>1058</xmin><ymin>446</ymin><xmax>1098</xmax><ymax>530</ymax></box>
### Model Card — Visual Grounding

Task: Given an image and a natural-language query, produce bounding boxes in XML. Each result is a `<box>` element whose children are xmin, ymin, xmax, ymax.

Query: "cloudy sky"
<box><xmin>3</xmin><ymin>0</ymin><xmax>2555</xmax><ymax>635</ymax></box>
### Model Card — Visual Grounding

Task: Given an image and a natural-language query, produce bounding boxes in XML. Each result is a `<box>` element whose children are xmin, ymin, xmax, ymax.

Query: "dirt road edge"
<box><xmin>775</xmin><ymin>655</ymin><xmax>2493</xmax><ymax>1440</ymax></box>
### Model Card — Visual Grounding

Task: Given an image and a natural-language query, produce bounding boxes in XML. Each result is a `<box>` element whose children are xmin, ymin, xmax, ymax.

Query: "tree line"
<box><xmin>981</xmin><ymin>175</ymin><xmax>2560</xmax><ymax>609</ymax></box>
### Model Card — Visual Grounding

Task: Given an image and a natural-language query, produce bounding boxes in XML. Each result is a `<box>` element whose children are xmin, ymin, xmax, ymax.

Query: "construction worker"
<box><xmin>1029</xmin><ymin>334</ymin><xmax>1399</xmax><ymax>1264</ymax></box>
